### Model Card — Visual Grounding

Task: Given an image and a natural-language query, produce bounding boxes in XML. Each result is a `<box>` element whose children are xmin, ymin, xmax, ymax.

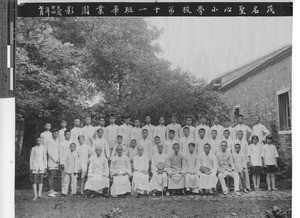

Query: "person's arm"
<box><xmin>74</xmin><ymin>154</ymin><xmax>78</xmax><ymax>174</ymax></box>
<box><xmin>126</xmin><ymin>157</ymin><xmax>132</xmax><ymax>176</ymax></box>
<box><xmin>43</xmin><ymin>147</ymin><xmax>47</xmax><ymax>171</ymax></box>
<box><xmin>261</xmin><ymin>147</ymin><xmax>265</xmax><ymax>167</ymax></box>
<box><xmin>103</xmin><ymin>158</ymin><xmax>109</xmax><ymax>177</ymax></box>
<box><xmin>229</xmin><ymin>154</ymin><xmax>234</xmax><ymax>171</ymax></box>
<box><xmin>274</xmin><ymin>146</ymin><xmax>279</xmax><ymax>167</ymax></box>
<box><xmin>29</xmin><ymin>148</ymin><xmax>34</xmax><ymax>171</ymax></box>
<box><xmin>211</xmin><ymin>155</ymin><xmax>217</xmax><ymax>174</ymax></box>
<box><xmin>47</xmin><ymin>143</ymin><xmax>58</xmax><ymax>163</ymax></box>
<box><xmin>262</xmin><ymin>125</ymin><xmax>271</xmax><ymax>141</ymax></box>
<box><xmin>87</xmin><ymin>158</ymin><xmax>94</xmax><ymax>177</ymax></box>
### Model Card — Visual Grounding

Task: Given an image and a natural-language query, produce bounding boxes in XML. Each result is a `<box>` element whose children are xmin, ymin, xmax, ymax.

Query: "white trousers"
<box><xmin>62</xmin><ymin>173</ymin><xmax>77</xmax><ymax>195</ymax></box>
<box><xmin>218</xmin><ymin>171</ymin><xmax>239</xmax><ymax>192</ymax></box>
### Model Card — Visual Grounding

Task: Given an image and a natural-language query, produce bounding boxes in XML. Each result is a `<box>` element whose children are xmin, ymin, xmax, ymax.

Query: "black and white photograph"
<box><xmin>0</xmin><ymin>0</ymin><xmax>295</xmax><ymax>217</ymax></box>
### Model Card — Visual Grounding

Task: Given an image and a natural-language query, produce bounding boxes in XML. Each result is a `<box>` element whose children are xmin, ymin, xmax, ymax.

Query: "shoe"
<box><xmin>48</xmin><ymin>193</ymin><xmax>56</xmax><ymax>197</ymax></box>
<box><xmin>223</xmin><ymin>190</ymin><xmax>229</xmax><ymax>195</ymax></box>
<box><xmin>61</xmin><ymin>193</ymin><xmax>67</xmax><ymax>197</ymax></box>
<box><xmin>247</xmin><ymin>188</ymin><xmax>252</xmax><ymax>191</ymax></box>
<box><xmin>33</xmin><ymin>196</ymin><xmax>38</xmax><ymax>201</ymax></box>
<box><xmin>53</xmin><ymin>191</ymin><xmax>59</xmax><ymax>195</ymax></box>
<box><xmin>243</xmin><ymin>189</ymin><xmax>248</xmax><ymax>193</ymax></box>
<box><xmin>267</xmin><ymin>187</ymin><xmax>272</xmax><ymax>191</ymax></box>
<box><xmin>235</xmin><ymin>191</ymin><xmax>241</xmax><ymax>196</ymax></box>
<box><xmin>272</xmin><ymin>187</ymin><xmax>278</xmax><ymax>191</ymax></box>
<box><xmin>152</xmin><ymin>192</ymin><xmax>156</xmax><ymax>197</ymax></box>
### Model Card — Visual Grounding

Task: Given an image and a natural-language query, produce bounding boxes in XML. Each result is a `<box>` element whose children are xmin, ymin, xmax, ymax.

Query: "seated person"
<box><xmin>132</xmin><ymin>145</ymin><xmax>150</xmax><ymax>197</ymax></box>
<box><xmin>110</xmin><ymin>145</ymin><xmax>132</xmax><ymax>197</ymax></box>
<box><xmin>84</xmin><ymin>146</ymin><xmax>109</xmax><ymax>197</ymax></box>
<box><xmin>165</xmin><ymin>143</ymin><xmax>186</xmax><ymax>195</ymax></box>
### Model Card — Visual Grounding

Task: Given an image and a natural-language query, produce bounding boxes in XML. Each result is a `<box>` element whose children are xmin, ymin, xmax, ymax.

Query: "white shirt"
<box><xmin>196</xmin><ymin>137</ymin><xmax>209</xmax><ymax>155</ymax></box>
<box><xmin>179</xmin><ymin>136</ymin><xmax>194</xmax><ymax>155</ymax></box>
<box><xmin>181</xmin><ymin>125</ymin><xmax>196</xmax><ymax>141</ymax></box>
<box><xmin>70</xmin><ymin>127</ymin><xmax>83</xmax><ymax>143</ymax></box>
<box><xmin>208</xmin><ymin>138</ymin><xmax>220</xmax><ymax>155</ymax></box>
<box><xmin>40</xmin><ymin>131</ymin><xmax>52</xmax><ymax>146</ymax></box>
<box><xmin>46</xmin><ymin>138</ymin><xmax>60</xmax><ymax>170</ymax></box>
<box><xmin>130</xmin><ymin>127</ymin><xmax>142</xmax><ymax>142</ymax></box>
<box><xmin>120</xmin><ymin>123</ymin><xmax>133</xmax><ymax>147</ymax></box>
<box><xmin>76</xmin><ymin>143</ymin><xmax>95</xmax><ymax>171</ymax></box>
<box><xmin>210</xmin><ymin>124</ymin><xmax>224</xmax><ymax>140</ymax></box>
<box><xmin>142</xmin><ymin>124</ymin><xmax>155</xmax><ymax>141</ymax></box>
<box><xmin>64</xmin><ymin>150</ymin><xmax>78</xmax><ymax>174</ymax></box>
<box><xmin>248</xmin><ymin>143</ymin><xmax>263</xmax><ymax>166</ymax></box>
<box><xmin>166</xmin><ymin>123</ymin><xmax>181</xmax><ymax>140</ymax></box>
<box><xmin>59</xmin><ymin>127</ymin><xmax>67</xmax><ymax>143</ymax></box>
<box><xmin>195</xmin><ymin>124</ymin><xmax>210</xmax><ymax>140</ymax></box>
<box><xmin>106</xmin><ymin>124</ymin><xmax>120</xmax><ymax>148</ymax></box>
<box><xmin>234</xmin><ymin>124</ymin><xmax>253</xmax><ymax>141</ymax></box>
<box><xmin>154</xmin><ymin>125</ymin><xmax>167</xmax><ymax>142</ymax></box>
<box><xmin>222</xmin><ymin>126</ymin><xmax>236</xmax><ymax>141</ymax></box>
<box><xmin>30</xmin><ymin>145</ymin><xmax>47</xmax><ymax>171</ymax></box>
<box><xmin>252</xmin><ymin>123</ymin><xmax>270</xmax><ymax>142</ymax></box>
<box><xmin>261</xmin><ymin>144</ymin><xmax>279</xmax><ymax>165</ymax></box>
<box><xmin>81</xmin><ymin>125</ymin><xmax>95</xmax><ymax>146</ymax></box>
<box><xmin>221</xmin><ymin>137</ymin><xmax>234</xmax><ymax>153</ymax></box>
<box><xmin>198</xmin><ymin>152</ymin><xmax>217</xmax><ymax>173</ymax></box>
<box><xmin>59</xmin><ymin>139</ymin><xmax>74</xmax><ymax>165</ymax></box>
<box><xmin>163</xmin><ymin>139</ymin><xmax>179</xmax><ymax>156</ymax></box>
<box><xmin>138</xmin><ymin>138</ymin><xmax>154</xmax><ymax>159</ymax></box>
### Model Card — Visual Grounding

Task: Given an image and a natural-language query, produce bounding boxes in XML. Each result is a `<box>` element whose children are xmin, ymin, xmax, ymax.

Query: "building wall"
<box><xmin>221</xmin><ymin>55</ymin><xmax>292</xmax><ymax>171</ymax></box>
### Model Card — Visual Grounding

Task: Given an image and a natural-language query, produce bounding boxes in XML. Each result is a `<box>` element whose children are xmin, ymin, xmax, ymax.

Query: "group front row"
<box><xmin>29</xmin><ymin>132</ymin><xmax>279</xmax><ymax>200</ymax></box>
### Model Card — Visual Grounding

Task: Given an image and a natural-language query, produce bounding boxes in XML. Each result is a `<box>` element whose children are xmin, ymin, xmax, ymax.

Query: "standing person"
<box><xmin>196</xmin><ymin>128</ymin><xmax>209</xmax><ymax>154</ymax></box>
<box><xmin>119</xmin><ymin>115</ymin><xmax>132</xmax><ymax>148</ymax></box>
<box><xmin>132</xmin><ymin>145</ymin><xmax>150</xmax><ymax>197</ymax></box>
<box><xmin>93</xmin><ymin>117</ymin><xmax>108</xmax><ymax>141</ymax></box>
<box><xmin>195</xmin><ymin>115</ymin><xmax>210</xmax><ymax>140</ymax></box>
<box><xmin>81</xmin><ymin>116</ymin><xmax>95</xmax><ymax>146</ymax></box>
<box><xmin>184</xmin><ymin>143</ymin><xmax>200</xmax><ymax>194</ymax></box>
<box><xmin>71</xmin><ymin>119</ymin><xmax>82</xmax><ymax>144</ymax></box>
<box><xmin>210</xmin><ymin>116</ymin><xmax>224</xmax><ymax>140</ymax></box>
<box><xmin>61</xmin><ymin>143</ymin><xmax>78</xmax><ymax>196</ymax></box>
<box><xmin>221</xmin><ymin>129</ymin><xmax>234</xmax><ymax>153</ymax></box>
<box><xmin>248</xmin><ymin>135</ymin><xmax>263</xmax><ymax>191</ymax></box>
<box><xmin>234</xmin><ymin>115</ymin><xmax>253</xmax><ymax>141</ymax></box>
<box><xmin>222</xmin><ymin>118</ymin><xmax>236</xmax><ymax>141</ymax></box>
<box><xmin>150</xmin><ymin>143</ymin><xmax>168</xmax><ymax>196</ymax></box>
<box><xmin>262</xmin><ymin>135</ymin><xmax>279</xmax><ymax>191</ymax></box>
<box><xmin>106</xmin><ymin>114</ymin><xmax>120</xmax><ymax>155</ymax></box>
<box><xmin>138</xmin><ymin>129</ymin><xmax>154</xmax><ymax>160</ymax></box>
<box><xmin>166</xmin><ymin>143</ymin><xmax>186</xmax><ymax>195</ymax></box>
<box><xmin>251</xmin><ymin>115</ymin><xmax>270</xmax><ymax>143</ymax></box>
<box><xmin>154</xmin><ymin>116</ymin><xmax>167</xmax><ymax>143</ymax></box>
<box><xmin>84</xmin><ymin>146</ymin><xmax>109</xmax><ymax>197</ymax></box>
<box><xmin>93</xmin><ymin>128</ymin><xmax>110</xmax><ymax>159</ymax></box>
<box><xmin>179</xmin><ymin>127</ymin><xmax>194</xmax><ymax>156</ymax></box>
<box><xmin>143</xmin><ymin>115</ymin><xmax>155</xmax><ymax>142</ymax></box>
<box><xmin>40</xmin><ymin>123</ymin><xmax>52</xmax><ymax>146</ymax></box>
<box><xmin>111</xmin><ymin>135</ymin><xmax>127</xmax><ymax>158</ymax></box>
<box><xmin>181</xmin><ymin>115</ymin><xmax>196</xmax><ymax>141</ymax></box>
<box><xmin>46</xmin><ymin>129</ymin><xmax>60</xmax><ymax>197</ymax></box>
<box><xmin>216</xmin><ymin>141</ymin><xmax>241</xmax><ymax>196</ymax></box>
<box><xmin>58</xmin><ymin>120</ymin><xmax>67</xmax><ymax>143</ymax></box>
<box><xmin>59</xmin><ymin>130</ymin><xmax>73</xmax><ymax>189</ymax></box>
<box><xmin>130</xmin><ymin>118</ymin><xmax>142</xmax><ymax>142</ymax></box>
<box><xmin>198</xmin><ymin>143</ymin><xmax>218</xmax><ymax>195</ymax></box>
<box><xmin>164</xmin><ymin>130</ymin><xmax>179</xmax><ymax>156</ymax></box>
<box><xmin>209</xmin><ymin>129</ymin><xmax>220</xmax><ymax>155</ymax></box>
<box><xmin>110</xmin><ymin>145</ymin><xmax>132</xmax><ymax>197</ymax></box>
<box><xmin>232</xmin><ymin>143</ymin><xmax>248</xmax><ymax>193</ymax></box>
<box><xmin>30</xmin><ymin>138</ymin><xmax>47</xmax><ymax>200</ymax></box>
<box><xmin>166</xmin><ymin>114</ymin><xmax>181</xmax><ymax>140</ymax></box>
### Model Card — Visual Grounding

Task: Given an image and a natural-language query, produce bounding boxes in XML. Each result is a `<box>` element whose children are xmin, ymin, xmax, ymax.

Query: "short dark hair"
<box><xmin>223</xmin><ymin>129</ymin><xmax>230</xmax><ymax>133</ymax></box>
<box><xmin>183</xmin><ymin>126</ymin><xmax>190</xmax><ymax>131</ymax></box>
<box><xmin>204</xmin><ymin>143</ymin><xmax>211</xmax><ymax>148</ymax></box>
<box><xmin>266</xmin><ymin>134</ymin><xmax>273</xmax><ymax>140</ymax></box>
<box><xmin>64</xmin><ymin>129</ymin><xmax>71</xmax><ymax>134</ymax></box>
<box><xmin>251</xmin><ymin>135</ymin><xmax>259</xmax><ymax>141</ymax></box>
<box><xmin>234</xmin><ymin>143</ymin><xmax>241</xmax><ymax>148</ymax></box>
<box><xmin>221</xmin><ymin>141</ymin><xmax>228</xmax><ymax>145</ymax></box>
<box><xmin>154</xmin><ymin>136</ymin><xmax>160</xmax><ymax>139</ymax></box>
<box><xmin>188</xmin><ymin>142</ymin><xmax>196</xmax><ymax>147</ymax></box>
<box><xmin>173</xmin><ymin>143</ymin><xmax>180</xmax><ymax>148</ymax></box>
<box><xmin>169</xmin><ymin>130</ymin><xmax>175</xmax><ymax>134</ymax></box>
<box><xmin>199</xmin><ymin>128</ymin><xmax>206</xmax><ymax>132</ymax></box>
<box><xmin>142</xmin><ymin>129</ymin><xmax>148</xmax><ymax>133</ymax></box>
<box><xmin>52</xmin><ymin>128</ymin><xmax>59</xmax><ymax>133</ymax></box>
<box><xmin>238</xmin><ymin>115</ymin><xmax>244</xmax><ymax>119</ymax></box>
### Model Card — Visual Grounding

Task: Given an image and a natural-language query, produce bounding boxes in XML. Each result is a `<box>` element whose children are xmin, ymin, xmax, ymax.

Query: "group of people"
<box><xmin>29</xmin><ymin>114</ymin><xmax>279</xmax><ymax>200</ymax></box>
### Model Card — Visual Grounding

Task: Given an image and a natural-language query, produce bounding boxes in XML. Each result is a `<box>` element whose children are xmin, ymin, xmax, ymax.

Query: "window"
<box><xmin>277</xmin><ymin>89</ymin><xmax>291</xmax><ymax>132</ymax></box>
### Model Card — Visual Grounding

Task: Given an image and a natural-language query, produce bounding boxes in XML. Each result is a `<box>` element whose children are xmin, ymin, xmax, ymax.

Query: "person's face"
<box><xmin>211</xmin><ymin>131</ymin><xmax>217</xmax><ymax>139</ymax></box>
<box><xmin>186</xmin><ymin>118</ymin><xmax>192</xmax><ymax>125</ymax></box>
<box><xmin>154</xmin><ymin>138</ymin><xmax>160</xmax><ymax>145</ymax></box>
<box><xmin>45</xmin><ymin>124</ymin><xmax>51</xmax><ymax>131</ymax></box>
<box><xmin>53</xmin><ymin>132</ymin><xmax>59</xmax><ymax>139</ymax></box>
<box><xmin>74</xmin><ymin>119</ymin><xmax>80</xmax><ymax>127</ymax></box>
<box><xmin>65</xmin><ymin>132</ymin><xmax>71</xmax><ymax>140</ymax></box>
<box><xmin>200</xmin><ymin>117</ymin><xmax>206</xmax><ymax>124</ymax></box>
<box><xmin>109</xmin><ymin>117</ymin><xmax>116</xmax><ymax>124</ymax></box>
<box><xmin>137</xmin><ymin>146</ymin><xmax>143</xmax><ymax>156</ymax></box>
<box><xmin>183</xmin><ymin>128</ymin><xmax>190</xmax><ymax>137</ymax></box>
<box><xmin>199</xmin><ymin>130</ymin><xmax>205</xmax><ymax>138</ymax></box>
<box><xmin>36</xmin><ymin>138</ymin><xmax>42</xmax><ymax>146</ymax></box>
<box><xmin>145</xmin><ymin>116</ymin><xmax>151</xmax><ymax>124</ymax></box>
<box><xmin>70</xmin><ymin>144</ymin><xmax>76</xmax><ymax>152</ymax></box>
<box><xmin>134</xmin><ymin>120</ymin><xmax>140</xmax><ymax>127</ymax></box>
<box><xmin>171</xmin><ymin>117</ymin><xmax>176</xmax><ymax>123</ymax></box>
<box><xmin>142</xmin><ymin>131</ymin><xmax>148</xmax><ymax>139</ymax></box>
<box><xmin>189</xmin><ymin>146</ymin><xmax>195</xmax><ymax>154</ymax></box>
<box><xmin>168</xmin><ymin>132</ymin><xmax>175</xmax><ymax>140</ymax></box>
<box><xmin>221</xmin><ymin>142</ymin><xmax>227</xmax><ymax>152</ymax></box>
<box><xmin>95</xmin><ymin>147</ymin><xmax>102</xmax><ymax>157</ymax></box>
<box><xmin>223</xmin><ymin>131</ymin><xmax>230</xmax><ymax>139</ymax></box>
<box><xmin>235</xmin><ymin>145</ymin><xmax>241</xmax><ymax>153</ymax></box>
<box><xmin>238</xmin><ymin>131</ymin><xmax>243</xmax><ymax>140</ymax></box>
<box><xmin>117</xmin><ymin>137</ymin><xmax>123</xmax><ymax>144</ymax></box>
<box><xmin>254</xmin><ymin>116</ymin><xmax>260</xmax><ymax>124</ymax></box>
<box><xmin>224</xmin><ymin>121</ymin><xmax>230</xmax><ymax>127</ymax></box>
<box><xmin>238</xmin><ymin>117</ymin><xmax>244</xmax><ymax>124</ymax></box>
<box><xmin>117</xmin><ymin>147</ymin><xmax>123</xmax><ymax>156</ymax></box>
<box><xmin>253</xmin><ymin>138</ymin><xmax>258</xmax><ymax>144</ymax></box>
<box><xmin>124</xmin><ymin>118</ymin><xmax>130</xmax><ymax>125</ymax></box>
<box><xmin>173</xmin><ymin>144</ymin><xmax>180</xmax><ymax>154</ymax></box>
<box><xmin>159</xmin><ymin>118</ymin><xmax>165</xmax><ymax>125</ymax></box>
<box><xmin>97</xmin><ymin>130</ymin><xmax>104</xmax><ymax>138</ymax></box>
<box><xmin>267</xmin><ymin>138</ymin><xmax>272</xmax><ymax>144</ymax></box>
<box><xmin>157</xmin><ymin>144</ymin><xmax>163</xmax><ymax>153</ymax></box>
<box><xmin>78</xmin><ymin>136</ymin><xmax>85</xmax><ymax>144</ymax></box>
<box><xmin>214</xmin><ymin>117</ymin><xmax>219</xmax><ymax>125</ymax></box>
<box><xmin>131</xmin><ymin>141</ymin><xmax>137</xmax><ymax>148</ymax></box>
<box><xmin>85</xmin><ymin>117</ymin><xmax>91</xmax><ymax>125</ymax></box>
<box><xmin>99</xmin><ymin>118</ymin><xmax>105</xmax><ymax>126</ymax></box>
<box><xmin>204</xmin><ymin>145</ymin><xmax>210</xmax><ymax>155</ymax></box>
<box><xmin>61</xmin><ymin>121</ymin><xmax>67</xmax><ymax>128</ymax></box>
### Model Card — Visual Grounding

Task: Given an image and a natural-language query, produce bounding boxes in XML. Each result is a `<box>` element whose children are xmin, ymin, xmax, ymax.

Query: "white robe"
<box><xmin>166</xmin><ymin>153</ymin><xmax>186</xmax><ymax>189</ymax></box>
<box><xmin>179</xmin><ymin>136</ymin><xmax>194</xmax><ymax>155</ymax></box>
<box><xmin>196</xmin><ymin>137</ymin><xmax>209</xmax><ymax>155</ymax></box>
<box><xmin>132</xmin><ymin>155</ymin><xmax>150</xmax><ymax>192</ymax></box>
<box><xmin>163</xmin><ymin>139</ymin><xmax>178</xmax><ymax>156</ymax></box>
<box><xmin>130</xmin><ymin>127</ymin><xmax>142</xmax><ymax>142</ymax></box>
<box><xmin>198</xmin><ymin>152</ymin><xmax>218</xmax><ymax>190</ymax></box>
<box><xmin>40</xmin><ymin>131</ymin><xmax>52</xmax><ymax>147</ymax></box>
<box><xmin>106</xmin><ymin>124</ymin><xmax>120</xmax><ymax>149</ymax></box>
<box><xmin>46</xmin><ymin>138</ymin><xmax>60</xmax><ymax>170</ymax></box>
<box><xmin>30</xmin><ymin>145</ymin><xmax>47</xmax><ymax>174</ymax></box>
<box><xmin>120</xmin><ymin>123</ymin><xmax>133</xmax><ymax>147</ymax></box>
<box><xmin>154</xmin><ymin>125</ymin><xmax>167</xmax><ymax>143</ymax></box>
<box><xmin>138</xmin><ymin>138</ymin><xmax>154</xmax><ymax>159</ymax></box>
<box><xmin>185</xmin><ymin>153</ymin><xmax>200</xmax><ymax>190</ymax></box>
<box><xmin>150</xmin><ymin>153</ymin><xmax>168</xmax><ymax>191</ymax></box>
<box><xmin>76</xmin><ymin>144</ymin><xmax>94</xmax><ymax>172</ymax></box>
<box><xmin>84</xmin><ymin>155</ymin><xmax>109</xmax><ymax>193</ymax></box>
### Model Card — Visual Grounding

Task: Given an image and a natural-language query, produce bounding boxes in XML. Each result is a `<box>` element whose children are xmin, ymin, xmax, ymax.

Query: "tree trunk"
<box><xmin>15</xmin><ymin>114</ymin><xmax>25</xmax><ymax>156</ymax></box>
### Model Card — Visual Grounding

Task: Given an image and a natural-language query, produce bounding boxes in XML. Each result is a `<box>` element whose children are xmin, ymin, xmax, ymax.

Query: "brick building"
<box><xmin>210</xmin><ymin>44</ymin><xmax>292</xmax><ymax>172</ymax></box>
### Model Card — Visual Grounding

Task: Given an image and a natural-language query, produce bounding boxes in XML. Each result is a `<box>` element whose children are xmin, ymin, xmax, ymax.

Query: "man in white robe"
<box><xmin>58</xmin><ymin>120</ymin><xmax>67</xmax><ymax>143</ymax></box>
<box><xmin>150</xmin><ymin>143</ymin><xmax>168</xmax><ymax>195</ymax></box>
<box><xmin>166</xmin><ymin>143</ymin><xmax>187</xmax><ymax>195</ymax></box>
<box><xmin>198</xmin><ymin>143</ymin><xmax>218</xmax><ymax>194</ymax></box>
<box><xmin>59</xmin><ymin>130</ymin><xmax>73</xmax><ymax>189</ymax></box>
<box><xmin>106</xmin><ymin>115</ymin><xmax>120</xmax><ymax>154</ymax></box>
<box><xmin>184</xmin><ymin>143</ymin><xmax>200</xmax><ymax>194</ymax></box>
<box><xmin>110</xmin><ymin>145</ymin><xmax>132</xmax><ymax>197</ymax></box>
<box><xmin>84</xmin><ymin>146</ymin><xmax>109</xmax><ymax>196</ymax></box>
<box><xmin>132</xmin><ymin>145</ymin><xmax>150</xmax><ymax>197</ymax></box>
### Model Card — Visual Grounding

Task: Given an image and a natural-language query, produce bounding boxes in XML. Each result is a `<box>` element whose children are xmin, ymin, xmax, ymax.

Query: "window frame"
<box><xmin>277</xmin><ymin>87</ymin><xmax>291</xmax><ymax>134</ymax></box>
